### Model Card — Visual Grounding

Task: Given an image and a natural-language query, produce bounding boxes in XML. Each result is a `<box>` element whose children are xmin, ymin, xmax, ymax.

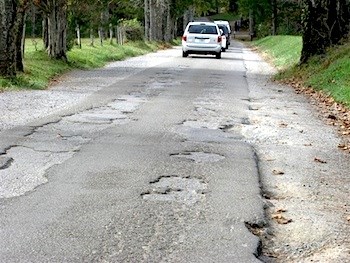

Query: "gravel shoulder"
<box><xmin>0</xmin><ymin>51</ymin><xmax>172</xmax><ymax>133</ymax></box>
<box><xmin>242</xmin><ymin>46</ymin><xmax>350</xmax><ymax>262</ymax></box>
<box><xmin>0</xmin><ymin>45</ymin><xmax>349</xmax><ymax>262</ymax></box>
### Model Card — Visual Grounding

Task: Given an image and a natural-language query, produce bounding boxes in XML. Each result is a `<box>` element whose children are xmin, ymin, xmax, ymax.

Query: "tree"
<box><xmin>300</xmin><ymin>0</ymin><xmax>350</xmax><ymax>63</ymax></box>
<box><xmin>0</xmin><ymin>0</ymin><xmax>28</xmax><ymax>77</ymax></box>
<box><xmin>271</xmin><ymin>0</ymin><xmax>277</xmax><ymax>35</ymax></box>
<box><xmin>15</xmin><ymin>0</ymin><xmax>29</xmax><ymax>72</ymax></box>
<box><xmin>47</xmin><ymin>0</ymin><xmax>67</xmax><ymax>60</ymax></box>
<box><xmin>0</xmin><ymin>0</ymin><xmax>18</xmax><ymax>77</ymax></box>
<box><xmin>229</xmin><ymin>0</ymin><xmax>238</xmax><ymax>12</ymax></box>
<box><xmin>34</xmin><ymin>0</ymin><xmax>67</xmax><ymax>60</ymax></box>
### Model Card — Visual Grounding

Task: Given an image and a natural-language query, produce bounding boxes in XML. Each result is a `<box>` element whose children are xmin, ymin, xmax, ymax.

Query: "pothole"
<box><xmin>0</xmin><ymin>156</ymin><xmax>13</xmax><ymax>170</ymax></box>
<box><xmin>170</xmin><ymin>151</ymin><xmax>225</xmax><ymax>163</ymax></box>
<box><xmin>65</xmin><ymin>108</ymin><xmax>127</xmax><ymax>124</ymax></box>
<box><xmin>219</xmin><ymin>124</ymin><xmax>235</xmax><ymax>132</ymax></box>
<box><xmin>245</xmin><ymin>220</ymin><xmax>267</xmax><ymax>260</ymax></box>
<box><xmin>141</xmin><ymin>175</ymin><xmax>207</xmax><ymax>205</ymax></box>
<box><xmin>194</xmin><ymin>107</ymin><xmax>217</xmax><ymax>116</ymax></box>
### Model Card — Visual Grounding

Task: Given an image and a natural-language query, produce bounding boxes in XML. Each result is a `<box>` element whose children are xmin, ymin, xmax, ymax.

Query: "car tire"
<box><xmin>182</xmin><ymin>51</ymin><xmax>188</xmax><ymax>58</ymax></box>
<box><xmin>222</xmin><ymin>47</ymin><xmax>226</xmax><ymax>52</ymax></box>
<box><xmin>216</xmin><ymin>52</ymin><xmax>221</xmax><ymax>59</ymax></box>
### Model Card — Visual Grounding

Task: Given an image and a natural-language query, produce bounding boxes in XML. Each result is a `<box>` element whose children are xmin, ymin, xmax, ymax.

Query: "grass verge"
<box><xmin>209</xmin><ymin>12</ymin><xmax>238</xmax><ymax>21</ymax></box>
<box><xmin>0</xmin><ymin>39</ymin><xmax>175</xmax><ymax>92</ymax></box>
<box><xmin>252</xmin><ymin>36</ymin><xmax>350</xmax><ymax>107</ymax></box>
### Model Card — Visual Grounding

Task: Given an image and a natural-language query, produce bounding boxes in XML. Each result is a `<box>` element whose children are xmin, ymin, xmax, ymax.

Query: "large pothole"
<box><xmin>141</xmin><ymin>175</ymin><xmax>207</xmax><ymax>205</ymax></box>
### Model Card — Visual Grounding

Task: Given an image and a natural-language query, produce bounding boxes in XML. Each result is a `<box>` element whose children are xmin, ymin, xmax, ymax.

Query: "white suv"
<box><xmin>182</xmin><ymin>22</ymin><xmax>222</xmax><ymax>59</ymax></box>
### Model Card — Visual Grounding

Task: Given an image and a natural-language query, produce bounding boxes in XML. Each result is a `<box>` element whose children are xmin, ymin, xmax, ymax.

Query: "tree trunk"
<box><xmin>271</xmin><ymin>0</ymin><xmax>277</xmax><ymax>35</ymax></box>
<box><xmin>165</xmin><ymin>0</ymin><xmax>172</xmax><ymax>42</ymax></box>
<box><xmin>328</xmin><ymin>0</ymin><xmax>350</xmax><ymax>43</ymax></box>
<box><xmin>42</xmin><ymin>16</ymin><xmax>49</xmax><ymax>49</ymax></box>
<box><xmin>30</xmin><ymin>2</ymin><xmax>36</xmax><ymax>38</ymax></box>
<box><xmin>15</xmin><ymin>4</ymin><xmax>27</xmax><ymax>72</ymax></box>
<box><xmin>144</xmin><ymin>0</ymin><xmax>150</xmax><ymax>41</ymax></box>
<box><xmin>229</xmin><ymin>0</ymin><xmax>238</xmax><ymax>12</ymax></box>
<box><xmin>0</xmin><ymin>0</ymin><xmax>18</xmax><ymax>77</ymax></box>
<box><xmin>300</xmin><ymin>0</ymin><xmax>350</xmax><ymax>64</ymax></box>
<box><xmin>149</xmin><ymin>0</ymin><xmax>156</xmax><ymax>40</ymax></box>
<box><xmin>47</xmin><ymin>0</ymin><xmax>67</xmax><ymax>61</ymax></box>
<box><xmin>155</xmin><ymin>0</ymin><xmax>163</xmax><ymax>41</ymax></box>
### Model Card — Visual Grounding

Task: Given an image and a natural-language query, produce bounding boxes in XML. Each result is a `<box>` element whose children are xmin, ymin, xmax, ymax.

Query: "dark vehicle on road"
<box><xmin>217</xmin><ymin>24</ymin><xmax>230</xmax><ymax>50</ymax></box>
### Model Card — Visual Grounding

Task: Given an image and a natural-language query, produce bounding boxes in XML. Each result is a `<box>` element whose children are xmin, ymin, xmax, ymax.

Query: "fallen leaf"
<box><xmin>273</xmin><ymin>169</ymin><xmax>285</xmax><ymax>175</ymax></box>
<box><xmin>276</xmin><ymin>208</ymin><xmax>287</xmax><ymax>213</ymax></box>
<box><xmin>327</xmin><ymin>114</ymin><xmax>337</xmax><ymax>120</ymax></box>
<box><xmin>279</xmin><ymin>122</ymin><xmax>288</xmax><ymax>128</ymax></box>
<box><xmin>338</xmin><ymin>144</ymin><xmax>348</xmax><ymax>150</ymax></box>
<box><xmin>314</xmin><ymin>157</ymin><xmax>327</xmax><ymax>164</ymax></box>
<box><xmin>272</xmin><ymin>214</ymin><xmax>293</xmax><ymax>224</ymax></box>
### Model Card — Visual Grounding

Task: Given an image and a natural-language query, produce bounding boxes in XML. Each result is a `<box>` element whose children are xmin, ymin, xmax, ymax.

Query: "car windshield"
<box><xmin>188</xmin><ymin>25</ymin><xmax>218</xmax><ymax>34</ymax></box>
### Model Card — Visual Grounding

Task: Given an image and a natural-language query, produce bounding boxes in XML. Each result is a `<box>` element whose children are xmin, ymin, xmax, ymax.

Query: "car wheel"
<box><xmin>216</xmin><ymin>52</ymin><xmax>221</xmax><ymax>59</ymax></box>
<box><xmin>182</xmin><ymin>51</ymin><xmax>188</xmax><ymax>58</ymax></box>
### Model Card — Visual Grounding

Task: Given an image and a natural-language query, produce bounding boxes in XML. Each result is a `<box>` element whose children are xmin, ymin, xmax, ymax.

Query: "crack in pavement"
<box><xmin>0</xmin><ymin>93</ymin><xmax>148</xmax><ymax>199</ymax></box>
<box><xmin>0</xmin><ymin>156</ymin><xmax>14</xmax><ymax>170</ymax></box>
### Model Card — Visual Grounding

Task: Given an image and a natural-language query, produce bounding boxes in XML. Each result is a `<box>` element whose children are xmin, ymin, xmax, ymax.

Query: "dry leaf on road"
<box><xmin>273</xmin><ymin>169</ymin><xmax>285</xmax><ymax>175</ymax></box>
<box><xmin>314</xmin><ymin>157</ymin><xmax>327</xmax><ymax>163</ymax></box>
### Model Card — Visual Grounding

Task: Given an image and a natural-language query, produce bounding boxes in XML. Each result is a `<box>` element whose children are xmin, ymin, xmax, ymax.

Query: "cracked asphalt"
<box><xmin>0</xmin><ymin>42</ymin><xmax>349</xmax><ymax>262</ymax></box>
<box><xmin>0</xmin><ymin>43</ymin><xmax>263</xmax><ymax>262</ymax></box>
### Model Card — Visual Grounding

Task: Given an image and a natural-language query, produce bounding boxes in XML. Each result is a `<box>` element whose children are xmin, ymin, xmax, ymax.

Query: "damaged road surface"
<box><xmin>0</xmin><ymin>45</ymin><xmax>265</xmax><ymax>262</ymax></box>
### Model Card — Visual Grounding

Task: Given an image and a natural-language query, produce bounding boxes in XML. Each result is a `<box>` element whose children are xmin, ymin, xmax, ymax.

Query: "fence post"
<box><xmin>98</xmin><ymin>27</ymin><xmax>103</xmax><ymax>46</ymax></box>
<box><xmin>76</xmin><ymin>24</ymin><xmax>81</xmax><ymax>49</ymax></box>
<box><xmin>90</xmin><ymin>28</ymin><xmax>94</xmax><ymax>46</ymax></box>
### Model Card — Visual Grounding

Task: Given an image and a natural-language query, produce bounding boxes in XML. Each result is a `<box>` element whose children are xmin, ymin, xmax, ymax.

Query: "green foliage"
<box><xmin>120</xmin><ymin>19</ymin><xmax>144</xmax><ymax>42</ymax></box>
<box><xmin>253</xmin><ymin>36</ymin><xmax>302</xmax><ymax>69</ymax></box>
<box><xmin>276</xmin><ymin>1</ymin><xmax>302</xmax><ymax>35</ymax></box>
<box><xmin>253</xmin><ymin>36</ymin><xmax>350</xmax><ymax>107</ymax></box>
<box><xmin>210</xmin><ymin>12</ymin><xmax>238</xmax><ymax>21</ymax></box>
<box><xmin>0</xmin><ymin>38</ymin><xmax>164</xmax><ymax>91</ymax></box>
<box><xmin>237</xmin><ymin>0</ymin><xmax>302</xmax><ymax>37</ymax></box>
<box><xmin>68</xmin><ymin>0</ymin><xmax>143</xmax><ymax>38</ymax></box>
<box><xmin>304</xmin><ymin>43</ymin><xmax>350</xmax><ymax>106</ymax></box>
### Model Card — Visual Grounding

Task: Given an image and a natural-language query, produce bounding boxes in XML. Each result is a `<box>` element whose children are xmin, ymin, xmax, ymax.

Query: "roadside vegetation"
<box><xmin>209</xmin><ymin>12</ymin><xmax>238</xmax><ymax>21</ymax></box>
<box><xmin>252</xmin><ymin>36</ymin><xmax>350</xmax><ymax>108</ymax></box>
<box><xmin>0</xmin><ymin>39</ymin><xmax>173</xmax><ymax>92</ymax></box>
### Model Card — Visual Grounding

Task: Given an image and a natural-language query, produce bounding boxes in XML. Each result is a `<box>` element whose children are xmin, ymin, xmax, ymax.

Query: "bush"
<box><xmin>120</xmin><ymin>19</ymin><xmax>144</xmax><ymax>41</ymax></box>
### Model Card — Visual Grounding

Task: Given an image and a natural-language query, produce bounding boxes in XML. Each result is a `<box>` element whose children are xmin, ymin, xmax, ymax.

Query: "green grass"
<box><xmin>252</xmin><ymin>36</ymin><xmax>350</xmax><ymax>107</ymax></box>
<box><xmin>0</xmin><ymin>39</ymin><xmax>168</xmax><ymax>92</ymax></box>
<box><xmin>253</xmin><ymin>35</ymin><xmax>302</xmax><ymax>69</ymax></box>
<box><xmin>210</xmin><ymin>12</ymin><xmax>238</xmax><ymax>21</ymax></box>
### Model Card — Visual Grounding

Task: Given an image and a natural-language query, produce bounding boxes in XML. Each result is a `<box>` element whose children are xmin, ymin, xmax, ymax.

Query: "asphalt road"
<box><xmin>0</xmin><ymin>43</ymin><xmax>265</xmax><ymax>262</ymax></box>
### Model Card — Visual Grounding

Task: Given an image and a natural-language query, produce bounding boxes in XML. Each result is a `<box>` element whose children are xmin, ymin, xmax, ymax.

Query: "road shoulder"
<box><xmin>242</xmin><ymin>44</ymin><xmax>350</xmax><ymax>262</ymax></box>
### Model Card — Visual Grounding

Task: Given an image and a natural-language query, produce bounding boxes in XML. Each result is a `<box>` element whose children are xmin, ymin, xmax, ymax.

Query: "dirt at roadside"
<box><xmin>242</xmin><ymin>46</ymin><xmax>350</xmax><ymax>262</ymax></box>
